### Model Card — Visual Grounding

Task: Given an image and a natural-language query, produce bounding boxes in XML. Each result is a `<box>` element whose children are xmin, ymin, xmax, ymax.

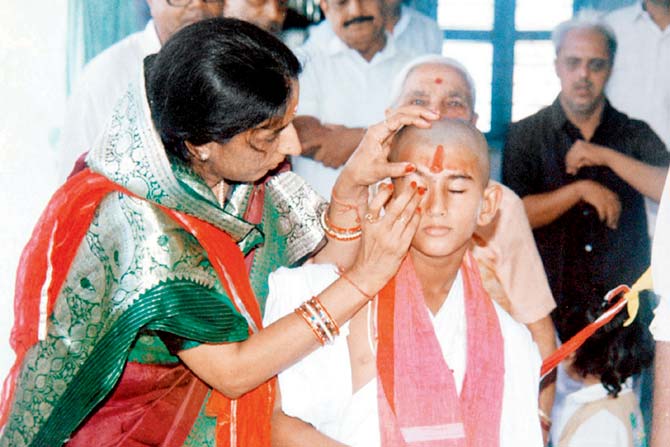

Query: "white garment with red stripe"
<box><xmin>264</xmin><ymin>263</ymin><xmax>543</xmax><ymax>447</ymax></box>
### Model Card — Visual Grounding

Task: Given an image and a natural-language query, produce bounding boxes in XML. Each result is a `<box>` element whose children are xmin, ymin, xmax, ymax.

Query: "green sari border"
<box><xmin>22</xmin><ymin>279</ymin><xmax>248</xmax><ymax>446</ymax></box>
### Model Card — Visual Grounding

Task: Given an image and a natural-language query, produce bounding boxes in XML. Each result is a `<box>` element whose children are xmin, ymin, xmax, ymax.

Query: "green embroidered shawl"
<box><xmin>0</xmin><ymin>74</ymin><xmax>325</xmax><ymax>446</ymax></box>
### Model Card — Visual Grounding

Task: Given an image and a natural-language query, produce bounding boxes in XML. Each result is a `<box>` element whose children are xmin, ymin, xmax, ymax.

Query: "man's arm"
<box><xmin>565</xmin><ymin>140</ymin><xmax>668</xmax><ymax>202</ymax></box>
<box><xmin>272</xmin><ymin>411</ymin><xmax>348</xmax><ymax>447</ymax></box>
<box><xmin>526</xmin><ymin>316</ymin><xmax>557</xmax><ymax>445</ymax></box>
<box><xmin>522</xmin><ymin>180</ymin><xmax>621</xmax><ymax>229</ymax></box>
<box><xmin>294</xmin><ymin>116</ymin><xmax>365</xmax><ymax>168</ymax></box>
<box><xmin>271</xmin><ymin>388</ymin><xmax>349</xmax><ymax>447</ymax></box>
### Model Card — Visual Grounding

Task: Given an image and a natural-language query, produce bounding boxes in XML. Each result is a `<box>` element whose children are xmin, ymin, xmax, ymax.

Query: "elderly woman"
<box><xmin>0</xmin><ymin>19</ymin><xmax>435</xmax><ymax>447</ymax></box>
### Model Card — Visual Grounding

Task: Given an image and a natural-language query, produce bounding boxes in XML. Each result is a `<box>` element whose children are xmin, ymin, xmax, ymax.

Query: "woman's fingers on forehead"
<box><xmin>367</xmin><ymin>183</ymin><xmax>393</xmax><ymax>213</ymax></box>
<box><xmin>384</xmin><ymin>162</ymin><xmax>415</xmax><ymax>179</ymax></box>
<box><xmin>387</xmin><ymin>104</ymin><xmax>439</xmax><ymax>117</ymax></box>
<box><xmin>384</xmin><ymin>180</ymin><xmax>418</xmax><ymax>218</ymax></box>
<box><xmin>387</xmin><ymin>110</ymin><xmax>435</xmax><ymax>129</ymax></box>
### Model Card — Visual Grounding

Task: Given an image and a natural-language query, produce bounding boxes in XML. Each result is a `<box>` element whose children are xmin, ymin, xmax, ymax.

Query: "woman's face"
<box><xmin>189</xmin><ymin>81</ymin><xmax>301</xmax><ymax>185</ymax></box>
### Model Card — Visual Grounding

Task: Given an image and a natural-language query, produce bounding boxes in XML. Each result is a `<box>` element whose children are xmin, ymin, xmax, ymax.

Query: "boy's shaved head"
<box><xmin>391</xmin><ymin>118</ymin><xmax>490</xmax><ymax>185</ymax></box>
<box><xmin>387</xmin><ymin>119</ymin><xmax>499</xmax><ymax>261</ymax></box>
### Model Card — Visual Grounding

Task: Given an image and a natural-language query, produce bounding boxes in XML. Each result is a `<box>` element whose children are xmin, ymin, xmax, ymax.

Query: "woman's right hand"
<box><xmin>343</xmin><ymin>179</ymin><xmax>423</xmax><ymax>297</ymax></box>
<box><xmin>331</xmin><ymin>106</ymin><xmax>438</xmax><ymax>205</ymax></box>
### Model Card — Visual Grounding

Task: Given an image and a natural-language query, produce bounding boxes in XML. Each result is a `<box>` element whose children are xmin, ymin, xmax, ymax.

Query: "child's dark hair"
<box><xmin>555</xmin><ymin>297</ymin><xmax>654</xmax><ymax>397</ymax></box>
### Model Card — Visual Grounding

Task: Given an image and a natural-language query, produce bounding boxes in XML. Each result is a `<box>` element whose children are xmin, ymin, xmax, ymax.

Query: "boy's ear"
<box><xmin>476</xmin><ymin>182</ymin><xmax>502</xmax><ymax>227</ymax></box>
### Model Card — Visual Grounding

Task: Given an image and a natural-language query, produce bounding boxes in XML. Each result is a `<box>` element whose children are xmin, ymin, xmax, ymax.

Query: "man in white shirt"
<box><xmin>604</xmin><ymin>0</ymin><xmax>670</xmax><ymax>235</ymax></box>
<box><xmin>58</xmin><ymin>0</ymin><xmax>224</xmax><ymax>180</ymax></box>
<box><xmin>306</xmin><ymin>0</ymin><xmax>443</xmax><ymax>56</ymax></box>
<box><xmin>59</xmin><ymin>0</ymin><xmax>289</xmax><ymax>181</ymax></box>
<box><xmin>292</xmin><ymin>0</ymin><xmax>419</xmax><ymax>199</ymax></box>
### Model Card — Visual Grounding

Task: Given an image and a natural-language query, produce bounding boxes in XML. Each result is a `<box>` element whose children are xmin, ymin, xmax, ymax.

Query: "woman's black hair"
<box><xmin>555</xmin><ymin>297</ymin><xmax>655</xmax><ymax>397</ymax></box>
<box><xmin>144</xmin><ymin>18</ymin><xmax>301</xmax><ymax>161</ymax></box>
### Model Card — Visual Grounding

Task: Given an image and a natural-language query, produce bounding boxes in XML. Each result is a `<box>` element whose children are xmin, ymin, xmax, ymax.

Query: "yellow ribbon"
<box><xmin>622</xmin><ymin>267</ymin><xmax>653</xmax><ymax>327</ymax></box>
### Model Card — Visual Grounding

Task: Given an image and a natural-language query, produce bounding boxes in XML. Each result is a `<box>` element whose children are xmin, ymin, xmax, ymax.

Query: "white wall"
<box><xmin>0</xmin><ymin>1</ymin><xmax>68</xmax><ymax>382</ymax></box>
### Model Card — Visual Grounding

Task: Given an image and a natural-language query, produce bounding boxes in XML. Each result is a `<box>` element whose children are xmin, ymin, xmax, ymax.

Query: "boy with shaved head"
<box><xmin>390</xmin><ymin>55</ymin><xmax>557</xmax><ymax>441</ymax></box>
<box><xmin>265</xmin><ymin>119</ymin><xmax>543</xmax><ymax>446</ymax></box>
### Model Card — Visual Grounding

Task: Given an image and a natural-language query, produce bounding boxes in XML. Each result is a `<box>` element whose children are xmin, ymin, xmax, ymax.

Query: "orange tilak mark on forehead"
<box><xmin>430</xmin><ymin>144</ymin><xmax>445</xmax><ymax>173</ymax></box>
<box><xmin>435</xmin><ymin>78</ymin><xmax>443</xmax><ymax>84</ymax></box>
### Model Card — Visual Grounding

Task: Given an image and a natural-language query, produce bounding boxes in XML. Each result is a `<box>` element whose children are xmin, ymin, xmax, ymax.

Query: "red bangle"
<box><xmin>338</xmin><ymin>270</ymin><xmax>374</xmax><ymax>300</ymax></box>
<box><xmin>320</xmin><ymin>207</ymin><xmax>362</xmax><ymax>241</ymax></box>
<box><xmin>330</xmin><ymin>190</ymin><xmax>362</xmax><ymax>220</ymax></box>
<box><xmin>325</xmin><ymin>211</ymin><xmax>361</xmax><ymax>233</ymax></box>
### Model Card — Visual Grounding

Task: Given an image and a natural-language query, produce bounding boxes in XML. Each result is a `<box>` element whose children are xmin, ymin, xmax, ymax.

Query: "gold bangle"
<box><xmin>320</xmin><ymin>206</ymin><xmax>362</xmax><ymax>241</ymax></box>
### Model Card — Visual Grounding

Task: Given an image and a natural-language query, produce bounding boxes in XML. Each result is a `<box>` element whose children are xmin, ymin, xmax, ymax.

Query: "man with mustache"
<box><xmin>291</xmin><ymin>0</ymin><xmax>419</xmax><ymax>199</ymax></box>
<box><xmin>58</xmin><ymin>0</ymin><xmax>287</xmax><ymax>181</ymax></box>
<box><xmin>306</xmin><ymin>0</ymin><xmax>442</xmax><ymax>56</ymax></box>
<box><xmin>503</xmin><ymin>15</ymin><xmax>669</xmax><ymax>346</ymax></box>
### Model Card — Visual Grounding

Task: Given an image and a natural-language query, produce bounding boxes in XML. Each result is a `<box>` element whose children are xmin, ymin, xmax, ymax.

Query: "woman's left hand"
<box><xmin>332</xmin><ymin>105</ymin><xmax>439</xmax><ymax>203</ymax></box>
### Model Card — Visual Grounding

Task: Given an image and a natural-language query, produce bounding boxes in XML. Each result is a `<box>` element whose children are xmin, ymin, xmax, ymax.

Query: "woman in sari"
<box><xmin>0</xmin><ymin>18</ymin><xmax>435</xmax><ymax>446</ymax></box>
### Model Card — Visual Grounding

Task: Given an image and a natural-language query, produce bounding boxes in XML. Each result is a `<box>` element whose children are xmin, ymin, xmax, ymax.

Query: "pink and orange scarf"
<box><xmin>377</xmin><ymin>252</ymin><xmax>505</xmax><ymax>446</ymax></box>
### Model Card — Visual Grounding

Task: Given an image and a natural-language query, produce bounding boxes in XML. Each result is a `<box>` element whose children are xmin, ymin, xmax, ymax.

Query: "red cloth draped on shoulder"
<box><xmin>0</xmin><ymin>169</ymin><xmax>274</xmax><ymax>446</ymax></box>
<box><xmin>376</xmin><ymin>252</ymin><xmax>504</xmax><ymax>446</ymax></box>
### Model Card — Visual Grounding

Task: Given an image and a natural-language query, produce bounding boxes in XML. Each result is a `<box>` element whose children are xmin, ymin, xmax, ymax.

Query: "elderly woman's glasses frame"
<box><xmin>166</xmin><ymin>0</ymin><xmax>225</xmax><ymax>6</ymax></box>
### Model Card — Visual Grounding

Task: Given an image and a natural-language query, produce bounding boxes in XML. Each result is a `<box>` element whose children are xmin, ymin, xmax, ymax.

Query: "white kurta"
<box><xmin>58</xmin><ymin>21</ymin><xmax>161</xmax><ymax>180</ymax></box>
<box><xmin>605</xmin><ymin>2</ymin><xmax>670</xmax><ymax>148</ymax></box>
<box><xmin>292</xmin><ymin>33</ymin><xmax>416</xmax><ymax>199</ymax></box>
<box><xmin>604</xmin><ymin>2</ymin><xmax>670</xmax><ymax>235</ymax></box>
<box><xmin>263</xmin><ymin>263</ymin><xmax>543</xmax><ymax>447</ymax></box>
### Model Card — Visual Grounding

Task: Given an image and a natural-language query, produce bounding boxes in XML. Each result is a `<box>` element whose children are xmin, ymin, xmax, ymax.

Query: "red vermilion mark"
<box><xmin>430</xmin><ymin>145</ymin><xmax>445</xmax><ymax>173</ymax></box>
<box><xmin>435</xmin><ymin>78</ymin><xmax>443</xmax><ymax>84</ymax></box>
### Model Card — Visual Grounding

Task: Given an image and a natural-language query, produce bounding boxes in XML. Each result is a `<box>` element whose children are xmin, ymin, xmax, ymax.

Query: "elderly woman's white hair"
<box><xmin>388</xmin><ymin>55</ymin><xmax>477</xmax><ymax>109</ymax></box>
<box><xmin>552</xmin><ymin>9</ymin><xmax>617</xmax><ymax>60</ymax></box>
